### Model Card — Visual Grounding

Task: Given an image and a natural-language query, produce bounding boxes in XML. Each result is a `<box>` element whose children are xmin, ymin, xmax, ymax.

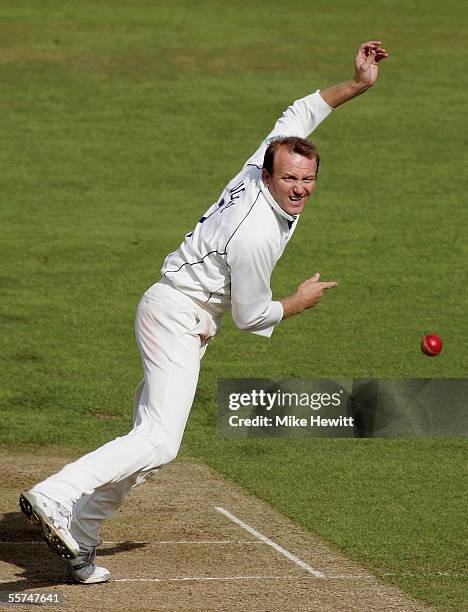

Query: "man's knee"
<box><xmin>130</xmin><ymin>418</ymin><xmax>182</xmax><ymax>468</ymax></box>
<box><xmin>144</xmin><ymin>422</ymin><xmax>181</xmax><ymax>467</ymax></box>
<box><xmin>161</xmin><ymin>437</ymin><xmax>181</xmax><ymax>465</ymax></box>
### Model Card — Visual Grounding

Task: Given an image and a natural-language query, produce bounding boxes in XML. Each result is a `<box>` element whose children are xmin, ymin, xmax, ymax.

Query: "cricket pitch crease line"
<box><xmin>102</xmin><ymin>540</ymin><xmax>263</xmax><ymax>545</ymax></box>
<box><xmin>0</xmin><ymin>540</ymin><xmax>263</xmax><ymax>545</ymax></box>
<box><xmin>0</xmin><ymin>574</ymin><xmax>465</xmax><ymax>586</ymax></box>
<box><xmin>0</xmin><ymin>576</ymin><xmax>369</xmax><ymax>585</ymax></box>
<box><xmin>214</xmin><ymin>506</ymin><xmax>325</xmax><ymax>578</ymax></box>
<box><xmin>113</xmin><ymin>575</ymin><xmax>371</xmax><ymax>583</ymax></box>
<box><xmin>111</xmin><ymin>573</ymin><xmax>468</xmax><ymax>582</ymax></box>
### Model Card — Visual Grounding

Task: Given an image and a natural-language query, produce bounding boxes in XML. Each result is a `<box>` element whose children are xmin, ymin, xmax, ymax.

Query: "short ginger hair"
<box><xmin>263</xmin><ymin>136</ymin><xmax>320</xmax><ymax>177</ymax></box>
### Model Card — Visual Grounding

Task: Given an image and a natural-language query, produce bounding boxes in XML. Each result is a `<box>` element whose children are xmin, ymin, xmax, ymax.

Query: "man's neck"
<box><xmin>260</xmin><ymin>179</ymin><xmax>296</xmax><ymax>222</ymax></box>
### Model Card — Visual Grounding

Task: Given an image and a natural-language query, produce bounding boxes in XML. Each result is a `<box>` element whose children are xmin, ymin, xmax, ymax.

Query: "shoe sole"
<box><xmin>19</xmin><ymin>492</ymin><xmax>79</xmax><ymax>560</ymax></box>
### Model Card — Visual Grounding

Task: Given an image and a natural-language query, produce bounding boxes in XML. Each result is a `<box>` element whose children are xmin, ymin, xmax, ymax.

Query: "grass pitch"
<box><xmin>1</xmin><ymin>1</ymin><xmax>467</xmax><ymax>609</ymax></box>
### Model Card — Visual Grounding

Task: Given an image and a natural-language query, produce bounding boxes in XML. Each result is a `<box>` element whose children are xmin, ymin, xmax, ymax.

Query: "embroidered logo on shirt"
<box><xmin>220</xmin><ymin>181</ymin><xmax>246</xmax><ymax>213</ymax></box>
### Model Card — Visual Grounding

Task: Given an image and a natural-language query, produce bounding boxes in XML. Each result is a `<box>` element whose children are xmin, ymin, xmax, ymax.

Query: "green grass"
<box><xmin>1</xmin><ymin>1</ymin><xmax>467</xmax><ymax>609</ymax></box>
<box><xmin>187</xmin><ymin>436</ymin><xmax>467</xmax><ymax>609</ymax></box>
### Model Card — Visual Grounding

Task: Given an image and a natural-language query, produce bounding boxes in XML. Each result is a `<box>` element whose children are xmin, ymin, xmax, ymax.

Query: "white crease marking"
<box><xmin>214</xmin><ymin>506</ymin><xmax>325</xmax><ymax>578</ymax></box>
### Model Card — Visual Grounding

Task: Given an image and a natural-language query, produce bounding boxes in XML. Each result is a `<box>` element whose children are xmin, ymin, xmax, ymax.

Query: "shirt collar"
<box><xmin>260</xmin><ymin>179</ymin><xmax>297</xmax><ymax>223</ymax></box>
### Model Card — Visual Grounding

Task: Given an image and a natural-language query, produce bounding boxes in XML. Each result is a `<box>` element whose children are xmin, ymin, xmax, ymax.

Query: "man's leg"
<box><xmin>22</xmin><ymin>289</ymin><xmax>213</xmax><ymax>561</ymax></box>
<box><xmin>67</xmin><ymin>299</ymin><xmax>214</xmax><ymax>548</ymax></box>
<box><xmin>69</xmin><ymin>378</ymin><xmax>152</xmax><ymax>547</ymax></box>
<box><xmin>61</xmin><ymin>381</ymin><xmax>154</xmax><ymax>584</ymax></box>
<box><xmin>30</xmin><ymin>295</ymin><xmax>208</xmax><ymax>503</ymax></box>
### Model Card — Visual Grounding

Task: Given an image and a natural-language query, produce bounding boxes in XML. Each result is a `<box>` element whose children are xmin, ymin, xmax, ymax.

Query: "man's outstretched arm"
<box><xmin>245</xmin><ymin>40</ymin><xmax>388</xmax><ymax>168</ymax></box>
<box><xmin>320</xmin><ymin>40</ymin><xmax>388</xmax><ymax>108</ymax></box>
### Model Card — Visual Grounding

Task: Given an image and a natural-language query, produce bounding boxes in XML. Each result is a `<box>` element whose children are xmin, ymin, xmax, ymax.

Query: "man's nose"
<box><xmin>293</xmin><ymin>182</ymin><xmax>305</xmax><ymax>193</ymax></box>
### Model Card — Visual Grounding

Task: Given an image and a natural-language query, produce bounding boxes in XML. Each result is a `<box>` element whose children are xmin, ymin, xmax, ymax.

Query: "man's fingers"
<box><xmin>309</xmin><ymin>272</ymin><xmax>320</xmax><ymax>282</ymax></box>
<box><xmin>358</xmin><ymin>41</ymin><xmax>387</xmax><ymax>62</ymax></box>
<box><xmin>362</xmin><ymin>49</ymin><xmax>376</xmax><ymax>68</ymax></box>
<box><xmin>304</xmin><ymin>274</ymin><xmax>338</xmax><ymax>288</ymax></box>
<box><xmin>374</xmin><ymin>52</ymin><xmax>389</xmax><ymax>63</ymax></box>
<box><xmin>360</xmin><ymin>42</ymin><xmax>381</xmax><ymax>57</ymax></box>
<box><xmin>360</xmin><ymin>40</ymin><xmax>382</xmax><ymax>50</ymax></box>
<box><xmin>301</xmin><ymin>274</ymin><xmax>337</xmax><ymax>290</ymax></box>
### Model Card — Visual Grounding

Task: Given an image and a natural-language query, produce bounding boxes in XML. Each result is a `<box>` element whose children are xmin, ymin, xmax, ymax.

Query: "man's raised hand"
<box><xmin>354</xmin><ymin>40</ymin><xmax>389</xmax><ymax>89</ymax></box>
<box><xmin>319</xmin><ymin>40</ymin><xmax>389</xmax><ymax>108</ymax></box>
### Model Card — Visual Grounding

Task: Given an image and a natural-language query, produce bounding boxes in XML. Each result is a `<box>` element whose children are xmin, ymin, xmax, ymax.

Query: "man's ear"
<box><xmin>261</xmin><ymin>168</ymin><xmax>270</xmax><ymax>185</ymax></box>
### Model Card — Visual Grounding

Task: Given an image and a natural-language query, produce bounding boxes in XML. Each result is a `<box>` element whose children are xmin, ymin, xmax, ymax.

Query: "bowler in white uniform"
<box><xmin>19</xmin><ymin>41</ymin><xmax>388</xmax><ymax>583</ymax></box>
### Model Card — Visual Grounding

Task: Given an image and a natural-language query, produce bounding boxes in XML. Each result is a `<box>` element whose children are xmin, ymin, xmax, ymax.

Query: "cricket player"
<box><xmin>19</xmin><ymin>41</ymin><xmax>388</xmax><ymax>583</ymax></box>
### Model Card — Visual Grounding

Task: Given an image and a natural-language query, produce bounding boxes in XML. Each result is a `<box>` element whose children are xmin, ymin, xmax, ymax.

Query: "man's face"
<box><xmin>262</xmin><ymin>147</ymin><xmax>317</xmax><ymax>216</ymax></box>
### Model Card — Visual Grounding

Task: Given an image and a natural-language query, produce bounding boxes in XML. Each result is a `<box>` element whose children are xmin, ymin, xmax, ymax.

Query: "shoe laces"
<box><xmin>57</xmin><ymin>505</ymin><xmax>72</xmax><ymax>528</ymax></box>
<box><xmin>83</xmin><ymin>546</ymin><xmax>97</xmax><ymax>565</ymax></box>
<box><xmin>70</xmin><ymin>546</ymin><xmax>97</xmax><ymax>570</ymax></box>
<box><xmin>43</xmin><ymin>498</ymin><xmax>72</xmax><ymax>531</ymax></box>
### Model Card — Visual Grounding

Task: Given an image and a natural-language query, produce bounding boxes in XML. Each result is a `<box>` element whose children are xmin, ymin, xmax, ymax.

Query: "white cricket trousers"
<box><xmin>32</xmin><ymin>280</ymin><xmax>219</xmax><ymax>546</ymax></box>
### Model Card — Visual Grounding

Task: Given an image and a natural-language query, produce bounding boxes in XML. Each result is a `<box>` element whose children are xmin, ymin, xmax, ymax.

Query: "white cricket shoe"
<box><xmin>19</xmin><ymin>490</ymin><xmax>79</xmax><ymax>559</ymax></box>
<box><xmin>66</xmin><ymin>545</ymin><xmax>111</xmax><ymax>584</ymax></box>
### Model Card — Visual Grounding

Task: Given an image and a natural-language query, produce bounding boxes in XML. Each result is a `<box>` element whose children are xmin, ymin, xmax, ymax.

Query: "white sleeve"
<box><xmin>226</xmin><ymin>235</ymin><xmax>283</xmax><ymax>338</ymax></box>
<box><xmin>245</xmin><ymin>90</ymin><xmax>334</xmax><ymax>168</ymax></box>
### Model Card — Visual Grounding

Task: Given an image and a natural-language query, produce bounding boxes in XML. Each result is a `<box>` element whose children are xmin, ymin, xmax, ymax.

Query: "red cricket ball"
<box><xmin>421</xmin><ymin>334</ymin><xmax>443</xmax><ymax>356</ymax></box>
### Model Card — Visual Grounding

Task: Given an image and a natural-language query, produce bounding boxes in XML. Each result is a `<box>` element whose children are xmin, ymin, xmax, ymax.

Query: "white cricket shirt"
<box><xmin>158</xmin><ymin>91</ymin><xmax>333</xmax><ymax>337</ymax></box>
